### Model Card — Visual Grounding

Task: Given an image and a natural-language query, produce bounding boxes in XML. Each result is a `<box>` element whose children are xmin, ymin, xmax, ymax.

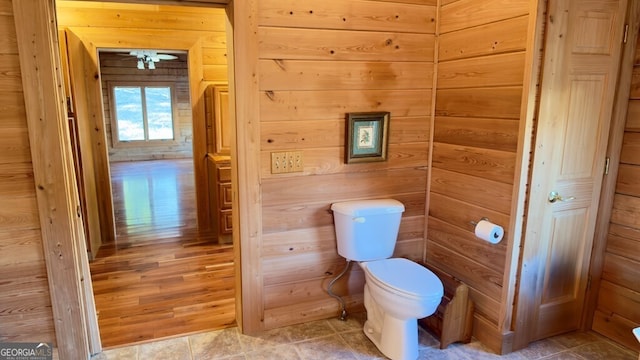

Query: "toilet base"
<box><xmin>363</xmin><ymin>285</ymin><xmax>419</xmax><ymax>360</ymax></box>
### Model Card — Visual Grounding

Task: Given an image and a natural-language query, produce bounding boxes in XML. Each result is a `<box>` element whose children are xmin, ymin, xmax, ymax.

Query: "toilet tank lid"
<box><xmin>331</xmin><ymin>199</ymin><xmax>405</xmax><ymax>216</ymax></box>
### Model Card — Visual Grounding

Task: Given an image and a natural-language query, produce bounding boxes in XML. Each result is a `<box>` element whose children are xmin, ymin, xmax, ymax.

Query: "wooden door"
<box><xmin>518</xmin><ymin>0</ymin><xmax>627</xmax><ymax>342</ymax></box>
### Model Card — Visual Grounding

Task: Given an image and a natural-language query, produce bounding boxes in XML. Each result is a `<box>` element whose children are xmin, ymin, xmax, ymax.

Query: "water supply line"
<box><xmin>327</xmin><ymin>259</ymin><xmax>352</xmax><ymax>321</ymax></box>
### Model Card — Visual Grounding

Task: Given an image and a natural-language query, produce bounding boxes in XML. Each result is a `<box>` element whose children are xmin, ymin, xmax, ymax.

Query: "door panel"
<box><xmin>519</xmin><ymin>0</ymin><xmax>627</xmax><ymax>342</ymax></box>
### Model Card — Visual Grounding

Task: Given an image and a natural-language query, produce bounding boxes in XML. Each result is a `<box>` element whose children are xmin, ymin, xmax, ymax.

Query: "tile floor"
<box><xmin>90</xmin><ymin>312</ymin><xmax>638</xmax><ymax>360</ymax></box>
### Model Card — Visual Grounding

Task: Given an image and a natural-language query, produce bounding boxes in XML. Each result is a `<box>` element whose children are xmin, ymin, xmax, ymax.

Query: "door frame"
<box><xmin>582</xmin><ymin>0</ymin><xmax>640</xmax><ymax>331</ymax></box>
<box><xmin>512</xmin><ymin>0</ymin><xmax>633</xmax><ymax>350</ymax></box>
<box><xmin>64</xmin><ymin>26</ymin><xmax>212</xmax><ymax>247</ymax></box>
<box><xmin>15</xmin><ymin>0</ymin><xmax>264</xmax><ymax>358</ymax></box>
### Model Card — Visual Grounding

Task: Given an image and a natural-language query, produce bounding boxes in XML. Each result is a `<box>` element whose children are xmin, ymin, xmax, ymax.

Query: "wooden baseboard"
<box><xmin>472</xmin><ymin>313</ymin><xmax>514</xmax><ymax>354</ymax></box>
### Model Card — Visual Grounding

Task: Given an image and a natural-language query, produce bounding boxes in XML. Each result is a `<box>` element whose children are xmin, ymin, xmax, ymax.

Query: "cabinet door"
<box><xmin>214</xmin><ymin>85</ymin><xmax>230</xmax><ymax>155</ymax></box>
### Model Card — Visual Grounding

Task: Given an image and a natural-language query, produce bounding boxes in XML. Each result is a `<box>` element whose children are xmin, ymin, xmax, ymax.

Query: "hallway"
<box><xmin>90</xmin><ymin>159</ymin><xmax>236</xmax><ymax>347</ymax></box>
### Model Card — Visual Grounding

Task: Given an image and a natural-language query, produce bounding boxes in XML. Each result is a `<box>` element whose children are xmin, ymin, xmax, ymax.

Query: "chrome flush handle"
<box><xmin>548</xmin><ymin>191</ymin><xmax>576</xmax><ymax>203</ymax></box>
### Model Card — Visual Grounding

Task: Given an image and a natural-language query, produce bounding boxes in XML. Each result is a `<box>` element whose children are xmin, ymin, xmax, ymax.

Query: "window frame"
<box><xmin>108</xmin><ymin>81</ymin><xmax>180</xmax><ymax>147</ymax></box>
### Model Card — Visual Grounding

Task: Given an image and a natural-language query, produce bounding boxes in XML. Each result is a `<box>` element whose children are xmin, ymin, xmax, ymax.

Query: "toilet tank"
<box><xmin>331</xmin><ymin>199</ymin><xmax>405</xmax><ymax>261</ymax></box>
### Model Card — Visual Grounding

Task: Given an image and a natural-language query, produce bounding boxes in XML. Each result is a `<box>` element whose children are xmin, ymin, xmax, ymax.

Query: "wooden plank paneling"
<box><xmin>625</xmin><ymin>100</ymin><xmax>640</xmax><ymax>131</ymax></box>
<box><xmin>258</xmin><ymin>27</ymin><xmax>435</xmax><ymax>62</ymax></box>
<box><xmin>260</xmin><ymin>89</ymin><xmax>431</xmax><ymax>121</ymax></box>
<box><xmin>602</xmin><ymin>252</ymin><xmax>640</xmax><ymax>293</ymax></box>
<box><xmin>428</xmin><ymin>217</ymin><xmax>506</xmax><ymax>273</ymax></box>
<box><xmin>439</xmin><ymin>0</ymin><xmax>529</xmax><ymax>34</ymax></box>
<box><xmin>261</xmin><ymin>116</ymin><xmax>430</xmax><ymax>150</ymax></box>
<box><xmin>0</xmin><ymin>127</ymin><xmax>31</xmax><ymax>164</ymax></box>
<box><xmin>610</xmin><ymin>194</ymin><xmax>640</xmax><ymax>228</ymax></box>
<box><xmin>616</xmin><ymin>164</ymin><xmax>640</xmax><ymax>197</ymax></box>
<box><xmin>0</xmin><ymin>163</ymin><xmax>34</xmax><ymax>196</ymax></box>
<box><xmin>433</xmin><ymin>116</ymin><xmax>519</xmax><ymax>152</ymax></box>
<box><xmin>260</xmin><ymin>143</ymin><xmax>429</xmax><ymax>178</ymax></box>
<box><xmin>0</xmin><ymin>91</ymin><xmax>26</xmax><ymax>127</ymax></box>
<box><xmin>0</xmin><ymin>17</ymin><xmax>18</xmax><ymax>54</ymax></box>
<box><xmin>428</xmin><ymin>192</ymin><xmax>510</xmax><ymax>239</ymax></box>
<box><xmin>0</xmin><ymin>229</ymin><xmax>43</xmax><ymax>266</ymax></box>
<box><xmin>606</xmin><ymin>233</ymin><xmax>640</xmax><ymax>264</ymax></box>
<box><xmin>431</xmin><ymin>142</ymin><xmax>516</xmax><ymax>184</ymax></box>
<box><xmin>430</xmin><ymin>168</ymin><xmax>512</xmax><ymax>215</ymax></box>
<box><xmin>256</xmin><ymin>0</ymin><xmax>435</xmax><ymax>332</ymax></box>
<box><xmin>593</xmin><ymin>310</ymin><xmax>640</xmax><ymax>352</ymax></box>
<box><xmin>0</xmin><ymin>60</ymin><xmax>24</xmax><ymax>86</ymax></box>
<box><xmin>426</xmin><ymin>240</ymin><xmax>503</xmax><ymax>301</ymax></box>
<box><xmin>620</xmin><ymin>132</ymin><xmax>640</xmax><ymax>165</ymax></box>
<box><xmin>56</xmin><ymin>2</ymin><xmax>226</xmax><ymax>31</ymax></box>
<box><xmin>259</xmin><ymin>60</ymin><xmax>433</xmax><ymax>91</ymax></box>
<box><xmin>597</xmin><ymin>280</ymin><xmax>640</xmax><ymax>324</ymax></box>
<box><xmin>439</xmin><ymin>16</ymin><xmax>528</xmax><ymax>61</ymax></box>
<box><xmin>262</xmin><ymin>193</ymin><xmax>425</xmax><ymax>234</ymax></box>
<box><xmin>262</xmin><ymin>168</ymin><xmax>427</xmax><ymax>207</ymax></box>
<box><xmin>438</xmin><ymin>52</ymin><xmax>525</xmax><ymax>89</ymax></box>
<box><xmin>435</xmin><ymin>87</ymin><xmax>523</xmax><ymax>119</ymax></box>
<box><xmin>258</xmin><ymin>0</ymin><xmax>436</xmax><ymax>34</ymax></box>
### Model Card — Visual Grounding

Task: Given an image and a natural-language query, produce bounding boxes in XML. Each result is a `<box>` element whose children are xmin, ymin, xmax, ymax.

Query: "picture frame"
<box><xmin>345</xmin><ymin>111</ymin><xmax>390</xmax><ymax>163</ymax></box>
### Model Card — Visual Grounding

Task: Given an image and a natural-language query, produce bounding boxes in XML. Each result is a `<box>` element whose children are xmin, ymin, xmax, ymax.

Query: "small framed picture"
<box><xmin>345</xmin><ymin>111</ymin><xmax>390</xmax><ymax>163</ymax></box>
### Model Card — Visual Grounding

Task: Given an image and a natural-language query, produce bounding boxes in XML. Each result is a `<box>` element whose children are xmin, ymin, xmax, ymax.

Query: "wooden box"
<box><xmin>418</xmin><ymin>262</ymin><xmax>474</xmax><ymax>349</ymax></box>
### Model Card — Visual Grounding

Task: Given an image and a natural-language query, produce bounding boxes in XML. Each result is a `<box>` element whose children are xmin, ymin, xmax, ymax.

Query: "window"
<box><xmin>110</xmin><ymin>82</ymin><xmax>178</xmax><ymax>145</ymax></box>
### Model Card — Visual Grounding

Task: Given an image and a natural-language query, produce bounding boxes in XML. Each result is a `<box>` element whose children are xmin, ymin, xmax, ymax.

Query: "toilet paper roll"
<box><xmin>474</xmin><ymin>220</ymin><xmax>504</xmax><ymax>244</ymax></box>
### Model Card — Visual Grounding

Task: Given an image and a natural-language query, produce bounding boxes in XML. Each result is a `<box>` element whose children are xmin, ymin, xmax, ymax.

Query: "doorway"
<box><xmin>56</xmin><ymin>0</ymin><xmax>237</xmax><ymax>348</ymax></box>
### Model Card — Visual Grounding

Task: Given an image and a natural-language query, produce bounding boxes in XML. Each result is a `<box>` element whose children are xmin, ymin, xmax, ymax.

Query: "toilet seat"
<box><xmin>363</xmin><ymin>258</ymin><xmax>443</xmax><ymax>300</ymax></box>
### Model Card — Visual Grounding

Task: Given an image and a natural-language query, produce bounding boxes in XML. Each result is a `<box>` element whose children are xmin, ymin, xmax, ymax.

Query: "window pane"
<box><xmin>114</xmin><ymin>87</ymin><xmax>144</xmax><ymax>141</ymax></box>
<box><xmin>145</xmin><ymin>87</ymin><xmax>174</xmax><ymax>140</ymax></box>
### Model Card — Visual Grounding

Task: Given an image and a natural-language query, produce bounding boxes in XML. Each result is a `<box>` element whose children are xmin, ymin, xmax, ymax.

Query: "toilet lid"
<box><xmin>364</xmin><ymin>258</ymin><xmax>443</xmax><ymax>299</ymax></box>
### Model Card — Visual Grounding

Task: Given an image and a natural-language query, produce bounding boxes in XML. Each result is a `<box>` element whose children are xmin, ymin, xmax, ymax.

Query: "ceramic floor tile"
<box><xmin>538</xmin><ymin>352</ymin><xmax>586</xmax><ymax>360</ymax></box>
<box><xmin>284</xmin><ymin>319</ymin><xmax>337</xmax><ymax>342</ymax></box>
<box><xmin>237</xmin><ymin>326</ymin><xmax>293</xmax><ymax>352</ymax></box>
<box><xmin>138</xmin><ymin>337</ymin><xmax>191</xmax><ymax>360</ymax></box>
<box><xmin>569</xmin><ymin>341</ymin><xmax>637</xmax><ymax>360</ymax></box>
<box><xmin>189</xmin><ymin>327</ymin><xmax>243</xmax><ymax>360</ymax></box>
<box><xmin>339</xmin><ymin>329</ymin><xmax>386</xmax><ymax>359</ymax></box>
<box><xmin>417</xmin><ymin>344</ymin><xmax>474</xmax><ymax>360</ymax></box>
<box><xmin>549</xmin><ymin>332</ymin><xmax>602</xmax><ymax>349</ymax></box>
<box><xmin>243</xmin><ymin>344</ymin><xmax>301</xmax><ymax>360</ymax></box>
<box><xmin>516</xmin><ymin>337</ymin><xmax>570</xmax><ymax>359</ymax></box>
<box><xmin>91</xmin><ymin>346</ymin><xmax>138</xmax><ymax>360</ymax></box>
<box><xmin>327</xmin><ymin>312</ymin><xmax>367</xmax><ymax>334</ymax></box>
<box><xmin>295</xmin><ymin>335</ymin><xmax>359</xmax><ymax>360</ymax></box>
<box><xmin>418</xmin><ymin>328</ymin><xmax>440</xmax><ymax>349</ymax></box>
<box><xmin>455</xmin><ymin>339</ymin><xmax>528</xmax><ymax>360</ymax></box>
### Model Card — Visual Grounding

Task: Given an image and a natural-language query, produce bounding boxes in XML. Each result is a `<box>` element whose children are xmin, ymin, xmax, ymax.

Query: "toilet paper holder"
<box><xmin>469</xmin><ymin>217</ymin><xmax>489</xmax><ymax>226</ymax></box>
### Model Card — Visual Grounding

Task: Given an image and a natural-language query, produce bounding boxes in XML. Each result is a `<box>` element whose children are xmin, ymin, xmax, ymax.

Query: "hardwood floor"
<box><xmin>90</xmin><ymin>159</ymin><xmax>236</xmax><ymax>348</ymax></box>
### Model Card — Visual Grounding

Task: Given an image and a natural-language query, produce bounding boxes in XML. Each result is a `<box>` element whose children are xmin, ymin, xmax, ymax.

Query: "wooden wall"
<box><xmin>427</xmin><ymin>0</ymin><xmax>530</xmax><ymax>350</ymax></box>
<box><xmin>592</xmin><ymin>35</ymin><xmax>640</xmax><ymax>352</ymax></box>
<box><xmin>99</xmin><ymin>52</ymin><xmax>194</xmax><ymax>162</ymax></box>
<box><xmin>257</xmin><ymin>0</ymin><xmax>436</xmax><ymax>329</ymax></box>
<box><xmin>0</xmin><ymin>0</ymin><xmax>55</xmax><ymax>344</ymax></box>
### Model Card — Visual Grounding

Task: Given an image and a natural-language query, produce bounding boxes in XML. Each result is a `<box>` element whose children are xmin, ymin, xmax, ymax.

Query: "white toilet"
<box><xmin>331</xmin><ymin>199</ymin><xmax>444</xmax><ymax>360</ymax></box>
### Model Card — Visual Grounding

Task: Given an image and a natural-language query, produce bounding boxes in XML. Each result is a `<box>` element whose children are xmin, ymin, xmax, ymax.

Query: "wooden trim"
<box><xmin>12</xmin><ymin>0</ymin><xmax>97</xmax><ymax>357</ymax></box>
<box><xmin>584</xmin><ymin>0</ymin><xmax>640</xmax><ymax>332</ymax></box>
<box><xmin>230</xmin><ymin>0</ymin><xmax>264</xmax><ymax>334</ymax></box>
<box><xmin>505</xmin><ymin>0</ymin><xmax>547</xmax><ymax>352</ymax></box>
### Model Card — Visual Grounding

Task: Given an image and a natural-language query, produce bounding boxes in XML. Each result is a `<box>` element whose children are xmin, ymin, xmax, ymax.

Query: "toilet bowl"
<box><xmin>360</xmin><ymin>258</ymin><xmax>443</xmax><ymax>360</ymax></box>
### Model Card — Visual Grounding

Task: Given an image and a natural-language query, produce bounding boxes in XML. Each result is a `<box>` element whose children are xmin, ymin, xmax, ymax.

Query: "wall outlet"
<box><xmin>271</xmin><ymin>152</ymin><xmax>284</xmax><ymax>174</ymax></box>
<box><xmin>271</xmin><ymin>151</ymin><xmax>303</xmax><ymax>174</ymax></box>
<box><xmin>291</xmin><ymin>151</ymin><xmax>303</xmax><ymax>172</ymax></box>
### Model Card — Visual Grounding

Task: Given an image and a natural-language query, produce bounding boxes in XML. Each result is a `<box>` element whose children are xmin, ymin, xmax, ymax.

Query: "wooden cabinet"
<box><xmin>205</xmin><ymin>83</ymin><xmax>230</xmax><ymax>155</ymax></box>
<box><xmin>208</xmin><ymin>156</ymin><xmax>232</xmax><ymax>244</ymax></box>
